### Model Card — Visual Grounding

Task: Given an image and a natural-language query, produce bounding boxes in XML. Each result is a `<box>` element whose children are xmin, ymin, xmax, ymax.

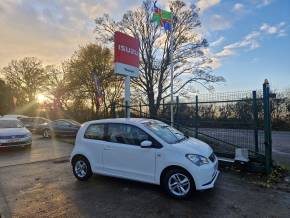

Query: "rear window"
<box><xmin>84</xmin><ymin>124</ymin><xmax>105</xmax><ymax>140</ymax></box>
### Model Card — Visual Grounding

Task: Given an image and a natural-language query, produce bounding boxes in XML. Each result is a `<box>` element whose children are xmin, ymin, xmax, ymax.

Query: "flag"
<box><xmin>92</xmin><ymin>73</ymin><xmax>102</xmax><ymax>105</ymax></box>
<box><xmin>152</xmin><ymin>1</ymin><xmax>161</xmax><ymax>25</ymax></box>
<box><xmin>152</xmin><ymin>1</ymin><xmax>173</xmax><ymax>31</ymax></box>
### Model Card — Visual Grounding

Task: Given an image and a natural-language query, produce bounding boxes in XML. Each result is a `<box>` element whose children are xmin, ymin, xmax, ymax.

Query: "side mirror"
<box><xmin>140</xmin><ymin>140</ymin><xmax>152</xmax><ymax>148</ymax></box>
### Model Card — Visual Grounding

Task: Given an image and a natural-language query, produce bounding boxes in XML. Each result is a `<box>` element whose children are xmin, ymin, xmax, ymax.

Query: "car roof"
<box><xmin>21</xmin><ymin>117</ymin><xmax>49</xmax><ymax>120</ymax></box>
<box><xmin>0</xmin><ymin>117</ymin><xmax>20</xmax><ymax>121</ymax></box>
<box><xmin>3</xmin><ymin>114</ymin><xmax>28</xmax><ymax>118</ymax></box>
<box><xmin>54</xmin><ymin>119</ymin><xmax>75</xmax><ymax>122</ymax></box>
<box><xmin>85</xmin><ymin>118</ymin><xmax>161</xmax><ymax>125</ymax></box>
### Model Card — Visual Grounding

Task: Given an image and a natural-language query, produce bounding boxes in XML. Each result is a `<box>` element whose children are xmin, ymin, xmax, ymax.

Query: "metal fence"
<box><xmin>110</xmin><ymin>81</ymin><xmax>282</xmax><ymax>173</ymax></box>
<box><xmin>125</xmin><ymin>91</ymin><xmax>265</xmax><ymax>156</ymax></box>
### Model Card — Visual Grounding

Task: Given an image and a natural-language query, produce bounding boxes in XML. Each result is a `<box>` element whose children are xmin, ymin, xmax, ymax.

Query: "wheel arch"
<box><xmin>159</xmin><ymin>165</ymin><xmax>196</xmax><ymax>189</ymax></box>
<box><xmin>71</xmin><ymin>154</ymin><xmax>90</xmax><ymax>165</ymax></box>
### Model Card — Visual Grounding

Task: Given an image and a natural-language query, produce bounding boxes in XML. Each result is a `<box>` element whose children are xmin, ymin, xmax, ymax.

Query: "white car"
<box><xmin>70</xmin><ymin>118</ymin><xmax>219</xmax><ymax>199</ymax></box>
<box><xmin>0</xmin><ymin>118</ymin><xmax>32</xmax><ymax>148</ymax></box>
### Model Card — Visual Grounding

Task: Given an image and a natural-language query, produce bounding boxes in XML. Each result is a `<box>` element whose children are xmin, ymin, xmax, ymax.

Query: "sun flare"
<box><xmin>36</xmin><ymin>93</ymin><xmax>47</xmax><ymax>103</ymax></box>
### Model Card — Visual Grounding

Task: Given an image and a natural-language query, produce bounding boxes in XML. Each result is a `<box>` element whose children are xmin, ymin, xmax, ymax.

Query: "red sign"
<box><xmin>114</xmin><ymin>32</ymin><xmax>139</xmax><ymax>76</ymax></box>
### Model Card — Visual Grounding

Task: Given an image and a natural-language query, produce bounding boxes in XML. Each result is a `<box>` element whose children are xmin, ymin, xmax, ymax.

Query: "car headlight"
<box><xmin>186</xmin><ymin>154</ymin><xmax>209</xmax><ymax>166</ymax></box>
<box><xmin>25</xmin><ymin>133</ymin><xmax>32</xmax><ymax>138</ymax></box>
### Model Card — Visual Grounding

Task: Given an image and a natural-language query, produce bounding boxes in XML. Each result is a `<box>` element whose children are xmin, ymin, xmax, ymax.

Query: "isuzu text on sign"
<box><xmin>114</xmin><ymin>31</ymin><xmax>140</xmax><ymax>77</ymax></box>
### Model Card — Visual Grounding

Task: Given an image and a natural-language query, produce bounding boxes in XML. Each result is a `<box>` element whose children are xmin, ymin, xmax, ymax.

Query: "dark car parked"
<box><xmin>39</xmin><ymin>119</ymin><xmax>81</xmax><ymax>138</ymax></box>
<box><xmin>19</xmin><ymin>117</ymin><xmax>50</xmax><ymax>133</ymax></box>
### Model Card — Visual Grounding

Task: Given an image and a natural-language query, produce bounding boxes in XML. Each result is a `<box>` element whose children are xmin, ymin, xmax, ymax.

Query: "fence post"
<box><xmin>252</xmin><ymin>91</ymin><xmax>259</xmax><ymax>153</ymax></box>
<box><xmin>195</xmin><ymin>95</ymin><xmax>199</xmax><ymax>138</ymax></box>
<box><xmin>263</xmin><ymin>79</ymin><xmax>272</xmax><ymax>174</ymax></box>
<box><xmin>175</xmin><ymin>96</ymin><xmax>179</xmax><ymax>128</ymax></box>
<box><xmin>111</xmin><ymin>102</ymin><xmax>116</xmax><ymax>118</ymax></box>
<box><xmin>139</xmin><ymin>102</ymin><xmax>142</xmax><ymax>117</ymax></box>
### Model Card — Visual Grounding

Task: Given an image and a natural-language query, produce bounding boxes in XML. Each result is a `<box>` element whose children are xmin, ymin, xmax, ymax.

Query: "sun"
<box><xmin>36</xmin><ymin>94</ymin><xmax>48</xmax><ymax>104</ymax></box>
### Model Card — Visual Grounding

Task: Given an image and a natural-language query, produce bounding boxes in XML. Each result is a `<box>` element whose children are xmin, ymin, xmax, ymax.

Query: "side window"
<box><xmin>56</xmin><ymin>121</ymin><xmax>69</xmax><ymax>126</ymax></box>
<box><xmin>54</xmin><ymin>121</ymin><xmax>62</xmax><ymax>126</ymax></box>
<box><xmin>128</xmin><ymin>126</ymin><xmax>150</xmax><ymax>145</ymax></box>
<box><xmin>107</xmin><ymin>124</ymin><xmax>150</xmax><ymax>146</ymax></box>
<box><xmin>84</xmin><ymin>124</ymin><xmax>105</xmax><ymax>140</ymax></box>
<box><xmin>50</xmin><ymin>121</ymin><xmax>57</xmax><ymax>127</ymax></box>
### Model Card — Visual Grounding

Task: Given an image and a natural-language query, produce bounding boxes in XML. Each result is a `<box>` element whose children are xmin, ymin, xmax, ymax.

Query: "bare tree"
<box><xmin>95</xmin><ymin>0</ymin><xmax>224</xmax><ymax>116</ymax></box>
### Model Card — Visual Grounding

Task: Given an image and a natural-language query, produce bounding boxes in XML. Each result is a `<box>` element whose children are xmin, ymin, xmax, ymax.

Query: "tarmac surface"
<box><xmin>0</xmin><ymin>135</ymin><xmax>73</xmax><ymax>168</ymax></box>
<box><xmin>0</xmin><ymin>157</ymin><xmax>289</xmax><ymax>218</ymax></box>
<box><xmin>198</xmin><ymin>128</ymin><xmax>290</xmax><ymax>166</ymax></box>
<box><xmin>0</xmin><ymin>135</ymin><xmax>290</xmax><ymax>217</ymax></box>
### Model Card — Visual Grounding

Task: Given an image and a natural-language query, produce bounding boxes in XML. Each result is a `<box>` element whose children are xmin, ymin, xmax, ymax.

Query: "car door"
<box><xmin>82</xmin><ymin>123</ymin><xmax>106</xmax><ymax>172</ymax></box>
<box><xmin>102</xmin><ymin>123</ymin><xmax>157</xmax><ymax>183</ymax></box>
<box><xmin>51</xmin><ymin>121</ymin><xmax>65</xmax><ymax>135</ymax></box>
<box><xmin>61</xmin><ymin>121</ymin><xmax>73</xmax><ymax>136</ymax></box>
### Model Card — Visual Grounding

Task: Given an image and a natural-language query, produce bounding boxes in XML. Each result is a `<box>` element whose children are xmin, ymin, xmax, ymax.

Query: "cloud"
<box><xmin>215</xmin><ymin>48</ymin><xmax>235</xmax><ymax>57</ymax></box>
<box><xmin>260</xmin><ymin>23</ymin><xmax>278</xmax><ymax>34</ymax></box>
<box><xmin>214</xmin><ymin>21</ymin><xmax>288</xmax><ymax>61</ymax></box>
<box><xmin>260</xmin><ymin>22</ymin><xmax>287</xmax><ymax>36</ymax></box>
<box><xmin>210</xmin><ymin>36</ymin><xmax>224</xmax><ymax>47</ymax></box>
<box><xmin>197</xmin><ymin>0</ymin><xmax>221</xmax><ymax>13</ymax></box>
<box><xmin>233</xmin><ymin>3</ymin><xmax>245</xmax><ymax>12</ymax></box>
<box><xmin>256</xmin><ymin>0</ymin><xmax>272</xmax><ymax>8</ymax></box>
<box><xmin>223</xmin><ymin>31</ymin><xmax>261</xmax><ymax>54</ymax></box>
<box><xmin>0</xmin><ymin>0</ymin><xmax>140</xmax><ymax>67</ymax></box>
<box><xmin>206</xmin><ymin>14</ymin><xmax>232</xmax><ymax>31</ymax></box>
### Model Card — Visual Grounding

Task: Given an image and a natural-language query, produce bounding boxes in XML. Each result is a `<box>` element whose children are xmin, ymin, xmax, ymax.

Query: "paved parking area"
<box><xmin>0</xmin><ymin>135</ymin><xmax>73</xmax><ymax>167</ymax></box>
<box><xmin>0</xmin><ymin>134</ymin><xmax>290</xmax><ymax>217</ymax></box>
<box><xmin>0</xmin><ymin>158</ymin><xmax>290</xmax><ymax>218</ymax></box>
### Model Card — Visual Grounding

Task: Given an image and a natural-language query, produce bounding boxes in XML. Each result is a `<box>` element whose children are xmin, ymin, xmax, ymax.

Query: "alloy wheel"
<box><xmin>43</xmin><ymin>129</ymin><xmax>50</xmax><ymax>138</ymax></box>
<box><xmin>74</xmin><ymin>160</ymin><xmax>88</xmax><ymax>178</ymax></box>
<box><xmin>168</xmin><ymin>173</ymin><xmax>190</xmax><ymax>197</ymax></box>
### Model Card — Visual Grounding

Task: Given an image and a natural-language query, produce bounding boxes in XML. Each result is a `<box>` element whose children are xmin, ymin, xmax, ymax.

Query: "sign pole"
<box><xmin>125</xmin><ymin>75</ymin><xmax>131</xmax><ymax>118</ymax></box>
<box><xmin>170</xmin><ymin>31</ymin><xmax>174</xmax><ymax>126</ymax></box>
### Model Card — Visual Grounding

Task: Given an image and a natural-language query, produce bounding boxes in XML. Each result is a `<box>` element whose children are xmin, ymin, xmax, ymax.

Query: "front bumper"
<box><xmin>191</xmin><ymin>160</ymin><xmax>220</xmax><ymax>190</ymax></box>
<box><xmin>0</xmin><ymin>138</ymin><xmax>32</xmax><ymax>148</ymax></box>
<box><xmin>200</xmin><ymin>170</ymin><xmax>220</xmax><ymax>189</ymax></box>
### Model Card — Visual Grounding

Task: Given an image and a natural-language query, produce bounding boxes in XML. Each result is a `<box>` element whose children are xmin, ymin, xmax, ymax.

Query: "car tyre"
<box><xmin>162</xmin><ymin>168</ymin><xmax>195</xmax><ymax>199</ymax></box>
<box><xmin>25</xmin><ymin>144</ymin><xmax>32</xmax><ymax>149</ymax></box>
<box><xmin>43</xmin><ymin>129</ymin><xmax>51</xmax><ymax>138</ymax></box>
<box><xmin>72</xmin><ymin>156</ymin><xmax>92</xmax><ymax>181</ymax></box>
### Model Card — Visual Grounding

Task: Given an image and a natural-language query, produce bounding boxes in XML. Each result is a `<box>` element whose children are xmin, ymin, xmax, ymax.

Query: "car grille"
<box><xmin>0</xmin><ymin>135</ymin><xmax>27</xmax><ymax>139</ymax></box>
<box><xmin>209</xmin><ymin>153</ymin><xmax>216</xmax><ymax>162</ymax></box>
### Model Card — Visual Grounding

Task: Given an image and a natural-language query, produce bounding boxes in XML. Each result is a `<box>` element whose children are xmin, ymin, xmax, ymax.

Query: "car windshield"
<box><xmin>143</xmin><ymin>121</ymin><xmax>187</xmax><ymax>144</ymax></box>
<box><xmin>0</xmin><ymin>120</ymin><xmax>24</xmax><ymax>128</ymax></box>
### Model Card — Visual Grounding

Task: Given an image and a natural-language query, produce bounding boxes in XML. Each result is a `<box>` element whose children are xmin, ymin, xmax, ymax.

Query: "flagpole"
<box><xmin>170</xmin><ymin>30</ymin><xmax>174</xmax><ymax>127</ymax></box>
<box><xmin>153</xmin><ymin>0</ymin><xmax>174</xmax><ymax>126</ymax></box>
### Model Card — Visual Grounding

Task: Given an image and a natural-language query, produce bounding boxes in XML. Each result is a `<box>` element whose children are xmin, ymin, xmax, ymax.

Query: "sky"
<box><xmin>0</xmin><ymin>0</ymin><xmax>289</xmax><ymax>92</ymax></box>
